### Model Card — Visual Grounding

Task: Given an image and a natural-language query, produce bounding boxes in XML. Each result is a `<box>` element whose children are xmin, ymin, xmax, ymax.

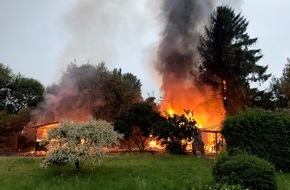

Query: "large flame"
<box><xmin>159</xmin><ymin>79</ymin><xmax>225</xmax><ymax>154</ymax></box>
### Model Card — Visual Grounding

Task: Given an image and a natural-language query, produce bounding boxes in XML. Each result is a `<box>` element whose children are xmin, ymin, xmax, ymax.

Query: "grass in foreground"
<box><xmin>0</xmin><ymin>153</ymin><xmax>289</xmax><ymax>190</ymax></box>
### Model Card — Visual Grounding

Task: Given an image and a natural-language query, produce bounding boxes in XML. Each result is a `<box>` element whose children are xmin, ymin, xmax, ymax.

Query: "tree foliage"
<box><xmin>94</xmin><ymin>68</ymin><xmax>142</xmax><ymax>121</ymax></box>
<box><xmin>213</xmin><ymin>152</ymin><xmax>277</xmax><ymax>190</ymax></box>
<box><xmin>153</xmin><ymin>111</ymin><xmax>199</xmax><ymax>154</ymax></box>
<box><xmin>280</xmin><ymin>58</ymin><xmax>290</xmax><ymax>102</ymax></box>
<box><xmin>269</xmin><ymin>58</ymin><xmax>290</xmax><ymax>108</ymax></box>
<box><xmin>114</xmin><ymin>102</ymin><xmax>162</xmax><ymax>151</ymax></box>
<box><xmin>222</xmin><ymin>108</ymin><xmax>290</xmax><ymax>171</ymax></box>
<box><xmin>198</xmin><ymin>6</ymin><xmax>270</xmax><ymax>115</ymax></box>
<box><xmin>42</xmin><ymin>119</ymin><xmax>122</xmax><ymax>171</ymax></box>
<box><xmin>247</xmin><ymin>58</ymin><xmax>290</xmax><ymax>109</ymax></box>
<box><xmin>0</xmin><ymin>63</ymin><xmax>44</xmax><ymax>114</ymax></box>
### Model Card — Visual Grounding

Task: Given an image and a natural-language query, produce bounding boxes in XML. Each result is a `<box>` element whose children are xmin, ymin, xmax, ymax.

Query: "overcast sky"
<box><xmin>0</xmin><ymin>0</ymin><xmax>289</xmax><ymax>97</ymax></box>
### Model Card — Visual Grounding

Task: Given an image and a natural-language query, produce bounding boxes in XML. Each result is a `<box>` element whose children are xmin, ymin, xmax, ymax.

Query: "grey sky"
<box><xmin>0</xmin><ymin>0</ymin><xmax>289</xmax><ymax>97</ymax></box>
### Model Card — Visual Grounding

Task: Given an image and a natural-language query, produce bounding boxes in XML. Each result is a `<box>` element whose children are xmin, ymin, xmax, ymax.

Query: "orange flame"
<box><xmin>158</xmin><ymin>77</ymin><xmax>225</xmax><ymax>154</ymax></box>
<box><xmin>35</xmin><ymin>122</ymin><xmax>61</xmax><ymax>142</ymax></box>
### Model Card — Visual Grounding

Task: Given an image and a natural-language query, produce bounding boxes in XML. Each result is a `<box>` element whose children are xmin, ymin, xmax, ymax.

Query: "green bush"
<box><xmin>153</xmin><ymin>111</ymin><xmax>199</xmax><ymax>154</ymax></box>
<box><xmin>213</xmin><ymin>153</ymin><xmax>277</xmax><ymax>190</ymax></box>
<box><xmin>203</xmin><ymin>183</ymin><xmax>248</xmax><ymax>190</ymax></box>
<box><xmin>222</xmin><ymin>108</ymin><xmax>290</xmax><ymax>171</ymax></box>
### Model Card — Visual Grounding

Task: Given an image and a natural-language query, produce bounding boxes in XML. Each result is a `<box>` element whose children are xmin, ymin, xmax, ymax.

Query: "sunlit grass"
<box><xmin>0</xmin><ymin>153</ymin><xmax>289</xmax><ymax>190</ymax></box>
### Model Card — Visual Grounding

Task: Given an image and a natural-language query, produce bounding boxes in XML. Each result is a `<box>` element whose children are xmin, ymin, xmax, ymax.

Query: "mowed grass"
<box><xmin>0</xmin><ymin>153</ymin><xmax>289</xmax><ymax>190</ymax></box>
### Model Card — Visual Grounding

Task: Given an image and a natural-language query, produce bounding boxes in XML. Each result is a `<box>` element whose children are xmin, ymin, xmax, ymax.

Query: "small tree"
<box><xmin>114</xmin><ymin>103</ymin><xmax>162</xmax><ymax>151</ymax></box>
<box><xmin>154</xmin><ymin>111</ymin><xmax>199</xmax><ymax>154</ymax></box>
<box><xmin>42</xmin><ymin>119</ymin><xmax>122</xmax><ymax>171</ymax></box>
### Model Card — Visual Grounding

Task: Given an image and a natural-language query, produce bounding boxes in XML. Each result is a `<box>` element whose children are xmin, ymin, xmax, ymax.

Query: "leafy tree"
<box><xmin>0</xmin><ymin>64</ymin><xmax>12</xmax><ymax>87</ymax></box>
<box><xmin>269</xmin><ymin>58</ymin><xmax>290</xmax><ymax>108</ymax></box>
<box><xmin>280</xmin><ymin>58</ymin><xmax>290</xmax><ymax>105</ymax></box>
<box><xmin>248</xmin><ymin>88</ymin><xmax>277</xmax><ymax>110</ymax></box>
<box><xmin>42</xmin><ymin>119</ymin><xmax>122</xmax><ymax>171</ymax></box>
<box><xmin>95</xmin><ymin>68</ymin><xmax>142</xmax><ymax>121</ymax></box>
<box><xmin>198</xmin><ymin>6</ymin><xmax>270</xmax><ymax>115</ymax></box>
<box><xmin>114</xmin><ymin>102</ymin><xmax>162</xmax><ymax>151</ymax></box>
<box><xmin>153</xmin><ymin>111</ymin><xmax>199</xmax><ymax>154</ymax></box>
<box><xmin>250</xmin><ymin>58</ymin><xmax>290</xmax><ymax>109</ymax></box>
<box><xmin>0</xmin><ymin>63</ymin><xmax>44</xmax><ymax>113</ymax></box>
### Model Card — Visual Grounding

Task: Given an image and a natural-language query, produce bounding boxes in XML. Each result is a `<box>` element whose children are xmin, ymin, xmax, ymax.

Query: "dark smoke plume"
<box><xmin>156</xmin><ymin>0</ymin><xmax>215</xmax><ymax>81</ymax></box>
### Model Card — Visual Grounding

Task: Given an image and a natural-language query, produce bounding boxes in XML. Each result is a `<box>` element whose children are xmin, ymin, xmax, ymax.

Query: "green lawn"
<box><xmin>0</xmin><ymin>153</ymin><xmax>289</xmax><ymax>190</ymax></box>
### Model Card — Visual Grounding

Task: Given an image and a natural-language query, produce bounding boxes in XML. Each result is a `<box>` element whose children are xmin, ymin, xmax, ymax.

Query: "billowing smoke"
<box><xmin>29</xmin><ymin>64</ymin><xmax>100</xmax><ymax>126</ymax></box>
<box><xmin>156</xmin><ymin>0</ymin><xmax>214</xmax><ymax>80</ymax></box>
<box><xmin>59</xmin><ymin>0</ymin><xmax>161</xmax><ymax>84</ymax></box>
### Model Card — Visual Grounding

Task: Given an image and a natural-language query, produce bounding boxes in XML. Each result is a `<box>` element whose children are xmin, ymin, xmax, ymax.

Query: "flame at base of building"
<box><xmin>158</xmin><ymin>78</ymin><xmax>225</xmax><ymax>155</ymax></box>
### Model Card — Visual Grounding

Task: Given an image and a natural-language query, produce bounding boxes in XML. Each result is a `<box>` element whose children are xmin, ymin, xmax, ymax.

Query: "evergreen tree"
<box><xmin>198</xmin><ymin>6</ymin><xmax>270</xmax><ymax>115</ymax></box>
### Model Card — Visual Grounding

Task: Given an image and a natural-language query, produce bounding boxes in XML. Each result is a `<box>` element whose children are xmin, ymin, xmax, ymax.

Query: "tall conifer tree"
<box><xmin>198</xmin><ymin>6</ymin><xmax>270</xmax><ymax>115</ymax></box>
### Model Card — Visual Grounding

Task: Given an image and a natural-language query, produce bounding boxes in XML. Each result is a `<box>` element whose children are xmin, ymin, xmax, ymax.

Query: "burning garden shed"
<box><xmin>32</xmin><ymin>122</ymin><xmax>60</xmax><ymax>152</ymax></box>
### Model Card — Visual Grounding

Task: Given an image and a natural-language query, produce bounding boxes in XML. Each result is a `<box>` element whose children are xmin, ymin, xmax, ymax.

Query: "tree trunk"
<box><xmin>75</xmin><ymin>160</ymin><xmax>80</xmax><ymax>172</ymax></box>
<box><xmin>221</xmin><ymin>79</ymin><xmax>228</xmax><ymax>115</ymax></box>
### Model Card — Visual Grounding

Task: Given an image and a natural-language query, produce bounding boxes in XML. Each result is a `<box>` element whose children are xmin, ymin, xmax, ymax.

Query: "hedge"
<box><xmin>222</xmin><ymin>108</ymin><xmax>290</xmax><ymax>171</ymax></box>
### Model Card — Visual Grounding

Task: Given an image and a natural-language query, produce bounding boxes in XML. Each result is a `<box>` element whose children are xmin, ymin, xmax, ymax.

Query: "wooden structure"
<box><xmin>33</xmin><ymin>122</ymin><xmax>60</xmax><ymax>151</ymax></box>
<box><xmin>33</xmin><ymin>122</ymin><xmax>60</xmax><ymax>142</ymax></box>
<box><xmin>200</xmin><ymin>129</ymin><xmax>224</xmax><ymax>155</ymax></box>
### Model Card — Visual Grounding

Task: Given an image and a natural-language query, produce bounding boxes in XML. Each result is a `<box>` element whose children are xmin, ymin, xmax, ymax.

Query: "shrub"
<box><xmin>222</xmin><ymin>108</ymin><xmax>290</xmax><ymax>171</ymax></box>
<box><xmin>153</xmin><ymin>111</ymin><xmax>199</xmax><ymax>154</ymax></box>
<box><xmin>213</xmin><ymin>152</ymin><xmax>277</xmax><ymax>190</ymax></box>
<box><xmin>42</xmin><ymin>119</ymin><xmax>122</xmax><ymax>171</ymax></box>
<box><xmin>114</xmin><ymin>103</ymin><xmax>163</xmax><ymax>151</ymax></box>
<box><xmin>203</xmin><ymin>183</ymin><xmax>248</xmax><ymax>190</ymax></box>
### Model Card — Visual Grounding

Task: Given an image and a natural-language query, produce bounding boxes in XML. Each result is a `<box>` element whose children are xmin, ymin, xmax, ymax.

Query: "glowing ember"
<box><xmin>148</xmin><ymin>135</ymin><xmax>165</xmax><ymax>150</ymax></box>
